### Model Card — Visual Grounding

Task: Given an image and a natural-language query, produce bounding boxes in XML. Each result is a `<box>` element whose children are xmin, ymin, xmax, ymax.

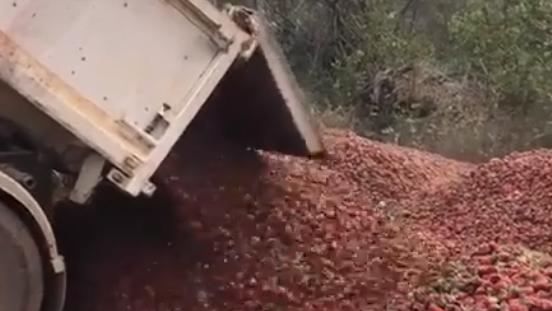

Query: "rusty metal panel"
<box><xmin>0</xmin><ymin>0</ymin><xmax>250</xmax><ymax>196</ymax></box>
<box><xmin>2</xmin><ymin>0</ymin><xmax>225</xmax><ymax>131</ymax></box>
<box><xmin>0</xmin><ymin>1</ymin><xmax>324</xmax><ymax>198</ymax></box>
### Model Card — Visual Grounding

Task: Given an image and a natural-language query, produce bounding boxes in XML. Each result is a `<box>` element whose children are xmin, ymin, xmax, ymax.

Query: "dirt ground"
<box><xmin>54</xmin><ymin>124</ymin><xmax>552</xmax><ymax>311</ymax></box>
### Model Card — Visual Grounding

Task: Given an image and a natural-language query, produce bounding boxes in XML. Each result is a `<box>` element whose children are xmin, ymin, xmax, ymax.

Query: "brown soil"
<box><xmin>55</xmin><ymin>124</ymin><xmax>552</xmax><ymax>311</ymax></box>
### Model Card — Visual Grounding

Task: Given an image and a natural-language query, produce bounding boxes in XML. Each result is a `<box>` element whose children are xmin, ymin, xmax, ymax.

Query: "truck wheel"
<box><xmin>0</xmin><ymin>201</ymin><xmax>44</xmax><ymax>311</ymax></box>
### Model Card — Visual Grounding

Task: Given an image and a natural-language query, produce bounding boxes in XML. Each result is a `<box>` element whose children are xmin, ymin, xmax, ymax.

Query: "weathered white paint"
<box><xmin>0</xmin><ymin>0</ymin><xmax>250</xmax><ymax>195</ymax></box>
<box><xmin>0</xmin><ymin>0</ymin><xmax>325</xmax><ymax>197</ymax></box>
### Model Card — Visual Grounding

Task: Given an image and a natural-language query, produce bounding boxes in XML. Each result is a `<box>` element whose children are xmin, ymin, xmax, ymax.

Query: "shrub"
<box><xmin>450</xmin><ymin>0</ymin><xmax>552</xmax><ymax>112</ymax></box>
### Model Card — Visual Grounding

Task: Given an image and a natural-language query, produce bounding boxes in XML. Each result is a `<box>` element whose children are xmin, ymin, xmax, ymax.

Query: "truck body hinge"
<box><xmin>69</xmin><ymin>153</ymin><xmax>105</xmax><ymax>204</ymax></box>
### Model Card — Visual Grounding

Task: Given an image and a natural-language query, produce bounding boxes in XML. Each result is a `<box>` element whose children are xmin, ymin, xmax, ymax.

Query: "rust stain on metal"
<box><xmin>0</xmin><ymin>30</ymin><xmax>153</xmax><ymax>165</ymax></box>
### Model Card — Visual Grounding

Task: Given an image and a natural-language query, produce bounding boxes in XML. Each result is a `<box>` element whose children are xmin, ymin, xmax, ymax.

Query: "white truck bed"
<box><xmin>0</xmin><ymin>0</ymin><xmax>277</xmax><ymax>196</ymax></box>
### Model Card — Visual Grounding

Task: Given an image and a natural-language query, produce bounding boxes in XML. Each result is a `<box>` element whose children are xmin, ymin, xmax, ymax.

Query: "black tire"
<box><xmin>0</xmin><ymin>201</ymin><xmax>44</xmax><ymax>311</ymax></box>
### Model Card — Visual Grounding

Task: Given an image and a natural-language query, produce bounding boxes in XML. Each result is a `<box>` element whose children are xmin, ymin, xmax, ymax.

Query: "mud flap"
<box><xmin>200</xmin><ymin>9</ymin><xmax>325</xmax><ymax>158</ymax></box>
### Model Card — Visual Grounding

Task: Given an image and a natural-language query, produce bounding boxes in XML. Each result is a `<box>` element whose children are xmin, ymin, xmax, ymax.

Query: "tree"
<box><xmin>450</xmin><ymin>0</ymin><xmax>552</xmax><ymax>113</ymax></box>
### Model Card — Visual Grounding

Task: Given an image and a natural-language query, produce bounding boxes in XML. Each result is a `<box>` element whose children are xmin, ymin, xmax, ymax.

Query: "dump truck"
<box><xmin>0</xmin><ymin>1</ymin><xmax>324</xmax><ymax>310</ymax></box>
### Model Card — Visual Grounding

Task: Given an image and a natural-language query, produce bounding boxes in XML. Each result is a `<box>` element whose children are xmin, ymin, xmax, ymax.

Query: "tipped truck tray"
<box><xmin>0</xmin><ymin>0</ymin><xmax>323</xmax><ymax>196</ymax></box>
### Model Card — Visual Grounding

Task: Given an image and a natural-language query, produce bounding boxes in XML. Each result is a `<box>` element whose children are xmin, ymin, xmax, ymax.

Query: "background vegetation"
<box><xmin>218</xmin><ymin>0</ymin><xmax>552</xmax><ymax>161</ymax></box>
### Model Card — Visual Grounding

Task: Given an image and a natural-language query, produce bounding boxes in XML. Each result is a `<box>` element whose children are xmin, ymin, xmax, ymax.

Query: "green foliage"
<box><xmin>222</xmin><ymin>0</ymin><xmax>552</xmax><ymax>159</ymax></box>
<box><xmin>332</xmin><ymin>0</ymin><xmax>434</xmax><ymax>106</ymax></box>
<box><xmin>450</xmin><ymin>0</ymin><xmax>552</xmax><ymax>110</ymax></box>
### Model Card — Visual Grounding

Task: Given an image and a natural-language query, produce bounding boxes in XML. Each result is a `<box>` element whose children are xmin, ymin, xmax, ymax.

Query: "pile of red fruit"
<box><xmin>410</xmin><ymin>150</ymin><xmax>552</xmax><ymax>255</ymax></box>
<box><xmin>411</xmin><ymin>244</ymin><xmax>552</xmax><ymax>311</ymax></box>
<box><xmin>61</xmin><ymin>128</ymin><xmax>552</xmax><ymax>311</ymax></box>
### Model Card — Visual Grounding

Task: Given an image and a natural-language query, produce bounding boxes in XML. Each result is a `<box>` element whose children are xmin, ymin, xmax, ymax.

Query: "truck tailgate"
<box><xmin>0</xmin><ymin>0</ymin><xmax>251</xmax><ymax>195</ymax></box>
